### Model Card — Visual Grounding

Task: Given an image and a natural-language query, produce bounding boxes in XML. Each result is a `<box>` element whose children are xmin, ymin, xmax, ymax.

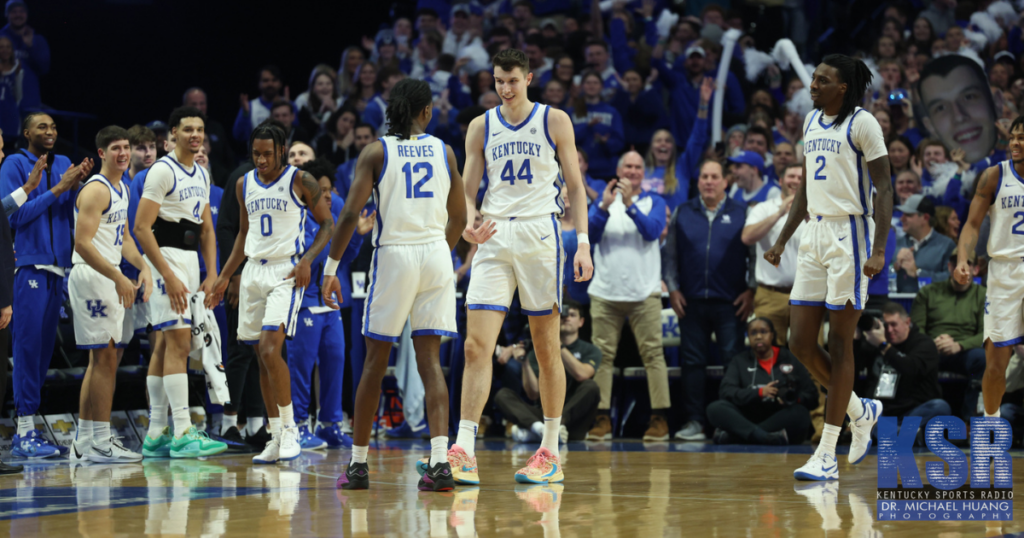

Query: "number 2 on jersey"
<box><xmin>1012</xmin><ymin>211</ymin><xmax>1024</xmax><ymax>235</ymax></box>
<box><xmin>500</xmin><ymin>159</ymin><xmax>533</xmax><ymax>186</ymax></box>
<box><xmin>814</xmin><ymin>156</ymin><xmax>827</xmax><ymax>181</ymax></box>
<box><xmin>402</xmin><ymin>162</ymin><xmax>434</xmax><ymax>199</ymax></box>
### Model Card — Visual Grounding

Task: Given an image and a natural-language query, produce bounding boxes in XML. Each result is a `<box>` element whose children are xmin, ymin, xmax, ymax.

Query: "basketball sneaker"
<box><xmin>337</xmin><ymin>462</ymin><xmax>370</xmax><ymax>490</ymax></box>
<box><xmin>447</xmin><ymin>446</ymin><xmax>480</xmax><ymax>485</ymax></box>
<box><xmin>297</xmin><ymin>424</ymin><xmax>327</xmax><ymax>450</ymax></box>
<box><xmin>418</xmin><ymin>461</ymin><xmax>456</xmax><ymax>492</ymax></box>
<box><xmin>793</xmin><ymin>451</ymin><xmax>839</xmax><ymax>481</ymax></box>
<box><xmin>514</xmin><ymin>447</ymin><xmax>564</xmax><ymax>484</ymax></box>
<box><xmin>169</xmin><ymin>426</ymin><xmax>229</xmax><ymax>458</ymax></box>
<box><xmin>142</xmin><ymin>427</ymin><xmax>172</xmax><ymax>458</ymax></box>
<box><xmin>107</xmin><ymin>436</ymin><xmax>143</xmax><ymax>462</ymax></box>
<box><xmin>848</xmin><ymin>398</ymin><xmax>882</xmax><ymax>464</ymax></box>
<box><xmin>586</xmin><ymin>415</ymin><xmax>613</xmax><ymax>441</ymax></box>
<box><xmin>315</xmin><ymin>423</ymin><xmax>353</xmax><ymax>448</ymax></box>
<box><xmin>515</xmin><ymin>483</ymin><xmax>564</xmax><ymax>513</ymax></box>
<box><xmin>70</xmin><ymin>439</ymin><xmax>89</xmax><ymax>463</ymax></box>
<box><xmin>11</xmin><ymin>429</ymin><xmax>61</xmax><ymax>459</ymax></box>
<box><xmin>87</xmin><ymin>436</ymin><xmax>142</xmax><ymax>463</ymax></box>
<box><xmin>278</xmin><ymin>426</ymin><xmax>301</xmax><ymax>461</ymax></box>
<box><xmin>511</xmin><ymin>424</ymin><xmax>539</xmax><ymax>443</ymax></box>
<box><xmin>253</xmin><ymin>432</ymin><xmax>280</xmax><ymax>464</ymax></box>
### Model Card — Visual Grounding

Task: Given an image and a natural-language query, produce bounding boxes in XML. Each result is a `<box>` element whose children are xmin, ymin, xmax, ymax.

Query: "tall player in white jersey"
<box><xmin>322</xmin><ymin>79</ymin><xmax>467</xmax><ymax>491</ymax></box>
<box><xmin>765</xmin><ymin>55</ymin><xmax>893</xmax><ymax>482</ymax></box>
<box><xmin>69</xmin><ymin>126</ymin><xmax>151</xmax><ymax>463</ymax></box>
<box><xmin>134</xmin><ymin>106</ymin><xmax>227</xmax><ymax>459</ymax></box>
<box><xmin>214</xmin><ymin>120</ymin><xmax>335</xmax><ymax>464</ymax></box>
<box><xmin>956</xmin><ymin>116</ymin><xmax>1024</xmax><ymax>421</ymax></box>
<box><xmin>455</xmin><ymin>49</ymin><xmax>593</xmax><ymax>485</ymax></box>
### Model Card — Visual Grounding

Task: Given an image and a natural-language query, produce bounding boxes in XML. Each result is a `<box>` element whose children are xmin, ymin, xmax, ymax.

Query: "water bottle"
<box><xmin>888</xmin><ymin>263</ymin><xmax>897</xmax><ymax>293</ymax></box>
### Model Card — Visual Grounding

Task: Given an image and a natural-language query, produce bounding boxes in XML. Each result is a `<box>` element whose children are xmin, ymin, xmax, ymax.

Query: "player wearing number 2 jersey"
<box><xmin>765</xmin><ymin>55</ymin><xmax>892</xmax><ymax>483</ymax></box>
<box><xmin>453</xmin><ymin>49</ymin><xmax>593</xmax><ymax>485</ymax></box>
<box><xmin>955</xmin><ymin>115</ymin><xmax>1024</xmax><ymax>424</ymax></box>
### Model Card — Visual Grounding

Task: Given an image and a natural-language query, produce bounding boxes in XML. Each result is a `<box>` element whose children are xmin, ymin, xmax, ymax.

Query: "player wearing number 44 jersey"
<box><xmin>956</xmin><ymin>115</ymin><xmax>1024</xmax><ymax>424</ymax></box>
<box><xmin>765</xmin><ymin>55</ymin><xmax>893</xmax><ymax>482</ymax></box>
<box><xmin>324</xmin><ymin>79</ymin><xmax>467</xmax><ymax>492</ymax></box>
<box><xmin>214</xmin><ymin>119</ymin><xmax>335</xmax><ymax>465</ymax></box>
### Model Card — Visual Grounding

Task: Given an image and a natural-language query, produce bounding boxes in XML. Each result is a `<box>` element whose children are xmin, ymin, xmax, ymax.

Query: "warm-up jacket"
<box><xmin>663</xmin><ymin>195</ymin><xmax>752</xmax><ymax>302</ymax></box>
<box><xmin>0</xmin><ymin>150</ymin><xmax>74</xmax><ymax>267</ymax></box>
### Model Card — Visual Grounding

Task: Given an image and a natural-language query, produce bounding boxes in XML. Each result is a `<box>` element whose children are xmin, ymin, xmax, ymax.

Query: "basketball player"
<box><xmin>134</xmin><ymin>106</ymin><xmax>227</xmax><ymax>458</ymax></box>
<box><xmin>323</xmin><ymin>78</ymin><xmax>467</xmax><ymax>491</ymax></box>
<box><xmin>954</xmin><ymin>115</ymin><xmax>1024</xmax><ymax>421</ymax></box>
<box><xmin>213</xmin><ymin>120</ymin><xmax>336</xmax><ymax>464</ymax></box>
<box><xmin>69</xmin><ymin>126</ymin><xmax>153</xmax><ymax>463</ymax></box>
<box><xmin>765</xmin><ymin>55</ymin><xmax>892</xmax><ymax>481</ymax></box>
<box><xmin>453</xmin><ymin>49</ymin><xmax>593</xmax><ymax>484</ymax></box>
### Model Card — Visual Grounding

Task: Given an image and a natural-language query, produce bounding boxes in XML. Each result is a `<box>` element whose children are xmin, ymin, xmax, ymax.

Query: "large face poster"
<box><xmin>918</xmin><ymin>55</ymin><xmax>998</xmax><ymax>164</ymax></box>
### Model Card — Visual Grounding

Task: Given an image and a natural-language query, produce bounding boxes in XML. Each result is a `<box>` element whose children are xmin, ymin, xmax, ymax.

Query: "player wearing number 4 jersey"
<box><xmin>956</xmin><ymin>115</ymin><xmax>1024</xmax><ymax>423</ymax></box>
<box><xmin>765</xmin><ymin>55</ymin><xmax>893</xmax><ymax>482</ymax></box>
<box><xmin>454</xmin><ymin>49</ymin><xmax>593</xmax><ymax>485</ymax></box>
<box><xmin>214</xmin><ymin>119</ymin><xmax>335</xmax><ymax>465</ymax></box>
<box><xmin>324</xmin><ymin>79</ymin><xmax>467</xmax><ymax>492</ymax></box>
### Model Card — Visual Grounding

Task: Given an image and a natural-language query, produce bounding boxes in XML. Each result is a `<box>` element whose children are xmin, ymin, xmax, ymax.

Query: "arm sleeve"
<box><xmin>650</xmin><ymin>58</ymin><xmax>677</xmax><ymax>90</ymax></box>
<box><xmin>853</xmin><ymin>111</ymin><xmax>888</xmax><ymax>162</ymax></box>
<box><xmin>662</xmin><ymin>206</ymin><xmax>681</xmax><ymax>292</ymax></box>
<box><xmin>587</xmin><ymin>202</ymin><xmax>610</xmax><ymax>245</ymax></box>
<box><xmin>232</xmin><ymin>107</ymin><xmax>252</xmax><ymax>143</ymax></box>
<box><xmin>626</xmin><ymin>195</ymin><xmax>666</xmax><ymax>241</ymax></box>
<box><xmin>2</xmin><ymin>194</ymin><xmax>18</xmax><ymax>217</ymax></box>
<box><xmin>140</xmin><ymin>163</ymin><xmax>174</xmax><ymax>205</ymax></box>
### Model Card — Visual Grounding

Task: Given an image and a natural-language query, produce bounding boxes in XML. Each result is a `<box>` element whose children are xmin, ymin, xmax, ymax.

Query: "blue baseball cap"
<box><xmin>727</xmin><ymin>151</ymin><xmax>764</xmax><ymax>172</ymax></box>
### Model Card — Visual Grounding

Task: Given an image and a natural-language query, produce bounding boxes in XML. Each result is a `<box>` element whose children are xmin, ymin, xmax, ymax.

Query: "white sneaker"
<box><xmin>277</xmin><ymin>426</ymin><xmax>301</xmax><ymax>461</ymax></box>
<box><xmin>84</xmin><ymin>442</ymin><xmax>121</xmax><ymax>464</ymax></box>
<box><xmin>511</xmin><ymin>424</ymin><xmax>539</xmax><ymax>443</ymax></box>
<box><xmin>794</xmin><ymin>451</ymin><xmax>839</xmax><ymax>481</ymax></box>
<box><xmin>674</xmin><ymin>421</ymin><xmax>706</xmax><ymax>441</ymax></box>
<box><xmin>849</xmin><ymin>398</ymin><xmax>882</xmax><ymax>464</ymax></box>
<box><xmin>108</xmin><ymin>436</ymin><xmax>143</xmax><ymax>462</ymax></box>
<box><xmin>558</xmin><ymin>425</ymin><xmax>569</xmax><ymax>445</ymax></box>
<box><xmin>70</xmin><ymin>439</ymin><xmax>89</xmax><ymax>463</ymax></box>
<box><xmin>253</xmin><ymin>433</ymin><xmax>280</xmax><ymax>464</ymax></box>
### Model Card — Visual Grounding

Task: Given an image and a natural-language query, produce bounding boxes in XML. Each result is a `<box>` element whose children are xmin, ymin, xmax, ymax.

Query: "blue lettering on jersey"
<box><xmin>1000</xmin><ymin>195</ymin><xmax>1024</xmax><ymax>210</ymax></box>
<box><xmin>246</xmin><ymin>198</ymin><xmax>290</xmax><ymax>214</ymax></box>
<box><xmin>177</xmin><ymin>185</ymin><xmax>207</xmax><ymax>202</ymax></box>
<box><xmin>490</xmin><ymin>141</ymin><xmax>544</xmax><ymax>162</ymax></box>
<box><xmin>395</xmin><ymin>144</ymin><xmax>436</xmax><ymax>158</ymax></box>
<box><xmin>104</xmin><ymin>208</ymin><xmax>128</xmax><ymax>224</ymax></box>
<box><xmin>803</xmin><ymin>138</ymin><xmax>843</xmax><ymax>155</ymax></box>
<box><xmin>86</xmin><ymin>300</ymin><xmax>108</xmax><ymax>318</ymax></box>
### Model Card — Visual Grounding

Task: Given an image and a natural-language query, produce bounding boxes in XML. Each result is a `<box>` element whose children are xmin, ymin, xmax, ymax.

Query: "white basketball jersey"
<box><xmin>482</xmin><ymin>103</ymin><xmax>564</xmax><ymax>219</ymax></box>
<box><xmin>373</xmin><ymin>134</ymin><xmax>450</xmax><ymax>246</ymax></box>
<box><xmin>73</xmin><ymin>174</ymin><xmax>129</xmax><ymax>265</ymax></box>
<box><xmin>243</xmin><ymin>165</ymin><xmax>307</xmax><ymax>263</ymax></box>
<box><xmin>988</xmin><ymin>161</ymin><xmax>1024</xmax><ymax>260</ymax></box>
<box><xmin>802</xmin><ymin>107</ymin><xmax>878</xmax><ymax>218</ymax></box>
<box><xmin>153</xmin><ymin>153</ymin><xmax>210</xmax><ymax>225</ymax></box>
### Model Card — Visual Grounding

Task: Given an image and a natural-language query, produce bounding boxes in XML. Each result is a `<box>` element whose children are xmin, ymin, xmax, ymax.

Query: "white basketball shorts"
<box><xmin>145</xmin><ymin>247</ymin><xmax>200</xmax><ymax>332</ymax></box>
<box><xmin>363</xmin><ymin>240</ymin><xmax>457</xmax><ymax>342</ymax></box>
<box><xmin>789</xmin><ymin>215</ymin><xmax>874</xmax><ymax>311</ymax></box>
<box><xmin>238</xmin><ymin>259</ymin><xmax>304</xmax><ymax>344</ymax></box>
<box><xmin>466</xmin><ymin>214</ymin><xmax>564</xmax><ymax>315</ymax></box>
<box><xmin>69</xmin><ymin>264</ymin><xmax>127</xmax><ymax>349</ymax></box>
<box><xmin>985</xmin><ymin>258</ymin><xmax>1024</xmax><ymax>347</ymax></box>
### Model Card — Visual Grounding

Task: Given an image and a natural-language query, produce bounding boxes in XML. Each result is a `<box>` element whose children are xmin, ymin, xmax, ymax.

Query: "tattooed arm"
<box><xmin>288</xmin><ymin>170</ymin><xmax>335</xmax><ymax>288</ymax></box>
<box><xmin>956</xmin><ymin>165</ymin><xmax>996</xmax><ymax>284</ymax></box>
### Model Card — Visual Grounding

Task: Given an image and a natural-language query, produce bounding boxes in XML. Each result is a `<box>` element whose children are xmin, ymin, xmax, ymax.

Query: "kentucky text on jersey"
<box><xmin>246</xmin><ymin>197</ymin><xmax>289</xmax><ymax>214</ymax></box>
<box><xmin>395</xmin><ymin>144</ymin><xmax>435</xmax><ymax>158</ymax></box>
<box><xmin>999</xmin><ymin>194</ymin><xmax>1024</xmax><ymax>209</ymax></box>
<box><xmin>177</xmin><ymin>185</ymin><xmax>206</xmax><ymax>202</ymax></box>
<box><xmin>803</xmin><ymin>138</ymin><xmax>843</xmax><ymax>155</ymax></box>
<box><xmin>490</xmin><ymin>141</ymin><xmax>545</xmax><ymax>161</ymax></box>
<box><xmin>104</xmin><ymin>208</ymin><xmax>127</xmax><ymax>224</ymax></box>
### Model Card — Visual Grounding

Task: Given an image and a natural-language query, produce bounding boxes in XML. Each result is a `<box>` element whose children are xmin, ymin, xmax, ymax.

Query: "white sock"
<box><xmin>93</xmin><ymin>422</ymin><xmax>111</xmax><ymax>450</ymax></box>
<box><xmin>429</xmin><ymin>436</ymin><xmax>449</xmax><ymax>467</ymax></box>
<box><xmin>279</xmin><ymin>404</ymin><xmax>295</xmax><ymax>429</ymax></box>
<box><xmin>221</xmin><ymin>414</ymin><xmax>238</xmax><ymax>435</ymax></box>
<box><xmin>846</xmin><ymin>392</ymin><xmax>864</xmax><ymax>420</ymax></box>
<box><xmin>455</xmin><ymin>420</ymin><xmax>478</xmax><ymax>457</ymax></box>
<box><xmin>77</xmin><ymin>419</ymin><xmax>94</xmax><ymax>445</ymax></box>
<box><xmin>147</xmin><ymin>376</ymin><xmax>169</xmax><ymax>438</ymax></box>
<box><xmin>351</xmin><ymin>445</ymin><xmax>368</xmax><ymax>464</ymax></box>
<box><xmin>985</xmin><ymin>409</ymin><xmax>1001</xmax><ymax>418</ymax></box>
<box><xmin>163</xmin><ymin>374</ymin><xmax>191</xmax><ymax>438</ymax></box>
<box><xmin>541</xmin><ymin>417</ymin><xmax>561</xmax><ymax>455</ymax></box>
<box><xmin>819</xmin><ymin>424</ymin><xmax>841</xmax><ymax>458</ymax></box>
<box><xmin>454</xmin><ymin>512</ymin><xmax>476</xmax><ymax>538</ymax></box>
<box><xmin>269</xmin><ymin>417</ymin><xmax>282</xmax><ymax>436</ymax></box>
<box><xmin>430</xmin><ymin>510</ymin><xmax>448</xmax><ymax>538</ymax></box>
<box><xmin>248</xmin><ymin>416</ymin><xmax>265</xmax><ymax>436</ymax></box>
<box><xmin>17</xmin><ymin>415</ymin><xmax>33</xmax><ymax>437</ymax></box>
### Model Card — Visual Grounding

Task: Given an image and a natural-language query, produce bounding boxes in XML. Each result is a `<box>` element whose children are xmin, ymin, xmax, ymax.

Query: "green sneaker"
<box><xmin>169</xmin><ymin>426</ymin><xmax>228</xmax><ymax>458</ymax></box>
<box><xmin>142</xmin><ymin>427</ymin><xmax>173</xmax><ymax>458</ymax></box>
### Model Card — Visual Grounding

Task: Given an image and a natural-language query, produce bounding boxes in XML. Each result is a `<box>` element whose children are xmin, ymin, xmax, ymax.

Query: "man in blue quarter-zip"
<box><xmin>663</xmin><ymin>158</ymin><xmax>756</xmax><ymax>443</ymax></box>
<box><xmin>0</xmin><ymin>111</ymin><xmax>93</xmax><ymax>458</ymax></box>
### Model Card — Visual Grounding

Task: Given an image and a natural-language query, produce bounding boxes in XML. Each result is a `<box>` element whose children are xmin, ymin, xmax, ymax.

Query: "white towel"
<box><xmin>188</xmin><ymin>292</ymin><xmax>231</xmax><ymax>405</ymax></box>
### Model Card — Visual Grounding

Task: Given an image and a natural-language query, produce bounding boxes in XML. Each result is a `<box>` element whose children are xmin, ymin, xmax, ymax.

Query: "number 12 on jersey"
<box><xmin>500</xmin><ymin>159</ymin><xmax>533</xmax><ymax>186</ymax></box>
<box><xmin>403</xmin><ymin>162</ymin><xmax>434</xmax><ymax>199</ymax></box>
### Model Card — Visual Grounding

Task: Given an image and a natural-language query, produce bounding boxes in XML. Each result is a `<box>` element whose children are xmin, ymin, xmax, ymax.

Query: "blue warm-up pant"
<box><xmin>12</xmin><ymin>267</ymin><xmax>62</xmax><ymax>417</ymax></box>
<box><xmin>287</xmin><ymin>308</ymin><xmax>345</xmax><ymax>424</ymax></box>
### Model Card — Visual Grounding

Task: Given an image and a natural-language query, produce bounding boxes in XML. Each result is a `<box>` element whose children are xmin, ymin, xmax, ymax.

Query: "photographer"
<box><xmin>705</xmin><ymin>318</ymin><xmax>818</xmax><ymax>445</ymax></box>
<box><xmin>859</xmin><ymin>303</ymin><xmax>950</xmax><ymax>434</ymax></box>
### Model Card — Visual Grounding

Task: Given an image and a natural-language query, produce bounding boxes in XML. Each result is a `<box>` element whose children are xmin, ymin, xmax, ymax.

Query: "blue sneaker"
<box><xmin>315</xmin><ymin>423</ymin><xmax>353</xmax><ymax>448</ymax></box>
<box><xmin>384</xmin><ymin>419</ymin><xmax>425</xmax><ymax>439</ymax></box>
<box><xmin>12</xmin><ymin>429</ymin><xmax>62</xmax><ymax>459</ymax></box>
<box><xmin>298</xmin><ymin>424</ymin><xmax>327</xmax><ymax>450</ymax></box>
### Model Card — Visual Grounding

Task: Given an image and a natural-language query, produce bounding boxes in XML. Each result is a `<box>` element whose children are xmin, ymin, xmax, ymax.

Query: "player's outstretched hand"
<box><xmin>200</xmin><ymin>275</ymin><xmax>219</xmax><ymax>309</ymax></box>
<box><xmin>953</xmin><ymin>257</ymin><xmax>972</xmax><ymax>286</ymax></box>
<box><xmin>463</xmin><ymin>219</ymin><xmax>497</xmax><ymax>244</ymax></box>
<box><xmin>322</xmin><ymin>276</ymin><xmax>341</xmax><ymax>309</ymax></box>
<box><xmin>287</xmin><ymin>259</ymin><xmax>312</xmax><ymax>289</ymax></box>
<box><xmin>862</xmin><ymin>252</ymin><xmax>885</xmax><ymax>278</ymax></box>
<box><xmin>573</xmin><ymin>247</ymin><xmax>593</xmax><ymax>282</ymax></box>
<box><xmin>763</xmin><ymin>244</ymin><xmax>784</xmax><ymax>267</ymax></box>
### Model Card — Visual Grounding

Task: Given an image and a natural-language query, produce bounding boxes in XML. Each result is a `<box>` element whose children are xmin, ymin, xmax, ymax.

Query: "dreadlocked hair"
<box><xmin>249</xmin><ymin>119</ymin><xmax>289</xmax><ymax>167</ymax></box>
<box><xmin>385</xmin><ymin>78</ymin><xmax>433</xmax><ymax>140</ymax></box>
<box><xmin>820</xmin><ymin>54</ymin><xmax>874</xmax><ymax>130</ymax></box>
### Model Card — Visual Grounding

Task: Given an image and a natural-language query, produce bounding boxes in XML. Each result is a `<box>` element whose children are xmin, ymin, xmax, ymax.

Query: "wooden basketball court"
<box><xmin>0</xmin><ymin>441</ymin><xmax>1020</xmax><ymax>537</ymax></box>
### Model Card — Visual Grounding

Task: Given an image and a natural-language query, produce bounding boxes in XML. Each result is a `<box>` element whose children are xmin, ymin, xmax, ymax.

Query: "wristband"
<box><xmin>577</xmin><ymin>233</ymin><xmax>590</xmax><ymax>245</ymax></box>
<box><xmin>324</xmin><ymin>257</ymin><xmax>340</xmax><ymax>277</ymax></box>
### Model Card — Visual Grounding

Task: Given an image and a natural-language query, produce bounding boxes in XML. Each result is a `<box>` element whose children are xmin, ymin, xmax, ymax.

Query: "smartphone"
<box><xmin>714</xmin><ymin>141</ymin><xmax>726</xmax><ymax>155</ymax></box>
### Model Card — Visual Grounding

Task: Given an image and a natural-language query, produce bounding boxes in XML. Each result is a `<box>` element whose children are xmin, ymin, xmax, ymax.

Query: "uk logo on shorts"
<box><xmin>86</xmin><ymin>300</ymin><xmax>108</xmax><ymax>318</ymax></box>
<box><xmin>155</xmin><ymin>279</ymin><xmax>167</xmax><ymax>295</ymax></box>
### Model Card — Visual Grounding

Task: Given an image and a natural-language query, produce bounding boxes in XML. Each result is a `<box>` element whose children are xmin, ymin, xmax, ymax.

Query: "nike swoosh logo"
<box><xmin>74</xmin><ymin>445</ymin><xmax>82</xmax><ymax>459</ymax></box>
<box><xmin>540</xmin><ymin>234</ymin><xmax>551</xmax><ymax>241</ymax></box>
<box><xmin>822</xmin><ymin>465</ymin><xmax>837</xmax><ymax>473</ymax></box>
<box><xmin>95</xmin><ymin>448</ymin><xmax>113</xmax><ymax>457</ymax></box>
<box><xmin>838</xmin><ymin>236</ymin><xmax>847</xmax><ymax>241</ymax></box>
<box><xmin>461</xmin><ymin>466</ymin><xmax>477</xmax><ymax>472</ymax></box>
<box><xmin>492</xmin><ymin>132</ymin><xmax>501</xmax><ymax>136</ymax></box>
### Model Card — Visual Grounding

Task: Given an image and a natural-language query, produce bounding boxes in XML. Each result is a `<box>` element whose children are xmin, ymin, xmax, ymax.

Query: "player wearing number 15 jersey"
<box><xmin>764</xmin><ymin>55</ymin><xmax>892</xmax><ymax>482</ymax></box>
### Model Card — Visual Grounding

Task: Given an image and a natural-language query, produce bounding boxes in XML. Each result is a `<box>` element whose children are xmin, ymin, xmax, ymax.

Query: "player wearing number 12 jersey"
<box><xmin>765</xmin><ymin>55</ymin><xmax>892</xmax><ymax>482</ymax></box>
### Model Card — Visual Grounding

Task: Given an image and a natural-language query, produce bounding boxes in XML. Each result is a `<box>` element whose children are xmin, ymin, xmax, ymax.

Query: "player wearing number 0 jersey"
<box><xmin>956</xmin><ymin>116</ymin><xmax>1024</xmax><ymax>423</ymax></box>
<box><xmin>448</xmin><ymin>49</ymin><xmax>593</xmax><ymax>486</ymax></box>
<box><xmin>214</xmin><ymin>119</ymin><xmax>336</xmax><ymax>466</ymax></box>
<box><xmin>323</xmin><ymin>79</ymin><xmax>467</xmax><ymax>492</ymax></box>
<box><xmin>765</xmin><ymin>55</ymin><xmax>892</xmax><ymax>482</ymax></box>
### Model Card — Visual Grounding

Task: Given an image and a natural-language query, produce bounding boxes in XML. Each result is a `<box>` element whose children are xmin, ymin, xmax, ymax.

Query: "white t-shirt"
<box><xmin>747</xmin><ymin>196</ymin><xmax>803</xmax><ymax>287</ymax></box>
